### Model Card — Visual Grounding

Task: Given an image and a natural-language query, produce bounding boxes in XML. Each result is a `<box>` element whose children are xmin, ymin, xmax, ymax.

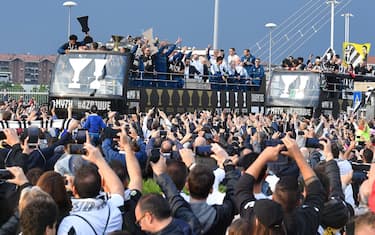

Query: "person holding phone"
<box><xmin>83</xmin><ymin>105</ymin><xmax>106</xmax><ymax>146</ymax></box>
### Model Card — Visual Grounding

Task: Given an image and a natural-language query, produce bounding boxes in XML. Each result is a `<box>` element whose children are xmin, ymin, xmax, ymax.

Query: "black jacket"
<box><xmin>0</xmin><ymin>144</ymin><xmax>28</xmax><ymax>171</ymax></box>
<box><xmin>319</xmin><ymin>160</ymin><xmax>353</xmax><ymax>231</ymax></box>
<box><xmin>156</xmin><ymin>173</ymin><xmax>201</xmax><ymax>235</ymax></box>
<box><xmin>27</xmin><ymin>132</ymin><xmax>72</xmax><ymax>170</ymax></box>
<box><xmin>235</xmin><ymin>173</ymin><xmax>325</xmax><ymax>235</ymax></box>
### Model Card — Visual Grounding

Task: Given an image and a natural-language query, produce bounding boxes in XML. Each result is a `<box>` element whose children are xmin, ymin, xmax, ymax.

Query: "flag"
<box><xmin>142</xmin><ymin>28</ymin><xmax>158</xmax><ymax>54</ymax></box>
<box><xmin>343</xmin><ymin>42</ymin><xmax>371</xmax><ymax>67</ymax></box>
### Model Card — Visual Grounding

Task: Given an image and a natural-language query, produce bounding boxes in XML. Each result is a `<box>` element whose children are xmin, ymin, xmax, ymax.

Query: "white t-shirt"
<box><xmin>57</xmin><ymin>194</ymin><xmax>123</xmax><ymax>235</ymax></box>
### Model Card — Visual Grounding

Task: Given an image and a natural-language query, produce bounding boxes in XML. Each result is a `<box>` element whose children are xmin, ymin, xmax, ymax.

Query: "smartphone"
<box><xmin>111</xmin><ymin>128</ymin><xmax>121</xmax><ymax>138</ymax></box>
<box><xmin>0</xmin><ymin>131</ymin><xmax>6</xmax><ymax>141</ymax></box>
<box><xmin>76</xmin><ymin>129</ymin><xmax>87</xmax><ymax>144</ymax></box>
<box><xmin>305</xmin><ymin>138</ymin><xmax>324</xmax><ymax>149</ymax></box>
<box><xmin>160</xmin><ymin>130</ymin><xmax>167</xmax><ymax>137</ymax></box>
<box><xmin>27</xmin><ymin>127</ymin><xmax>40</xmax><ymax>146</ymax></box>
<box><xmin>149</xmin><ymin>148</ymin><xmax>161</xmax><ymax>163</ymax></box>
<box><xmin>68</xmin><ymin>144</ymin><xmax>87</xmax><ymax>155</ymax></box>
<box><xmin>195</xmin><ymin>145</ymin><xmax>213</xmax><ymax>157</ymax></box>
<box><xmin>0</xmin><ymin>169</ymin><xmax>14</xmax><ymax>180</ymax></box>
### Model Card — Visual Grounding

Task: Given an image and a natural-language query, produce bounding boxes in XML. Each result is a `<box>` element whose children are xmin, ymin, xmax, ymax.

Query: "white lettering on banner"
<box><xmin>251</xmin><ymin>94</ymin><xmax>264</xmax><ymax>102</ymax></box>
<box><xmin>217</xmin><ymin>91</ymin><xmax>221</xmax><ymax>107</ymax></box>
<box><xmin>53</xmin><ymin>99</ymin><xmax>111</xmax><ymax>110</ymax></box>
<box><xmin>243</xmin><ymin>92</ymin><xmax>246</xmax><ymax>108</ymax></box>
<box><xmin>321</xmin><ymin>101</ymin><xmax>333</xmax><ymax>109</ymax></box>
<box><xmin>343</xmin><ymin>78</ymin><xmax>354</xmax><ymax>90</ymax></box>
<box><xmin>77</xmin><ymin>100</ymin><xmax>111</xmax><ymax>110</ymax></box>
<box><xmin>54</xmin><ymin>99</ymin><xmax>73</xmax><ymax>109</ymax></box>
<box><xmin>268</xmin><ymin>107</ymin><xmax>312</xmax><ymax>116</ymax></box>
<box><xmin>234</xmin><ymin>92</ymin><xmax>238</xmax><ymax>107</ymax></box>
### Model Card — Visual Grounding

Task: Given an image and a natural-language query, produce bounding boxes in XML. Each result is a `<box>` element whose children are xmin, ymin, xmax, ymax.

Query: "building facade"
<box><xmin>0</xmin><ymin>54</ymin><xmax>56</xmax><ymax>85</ymax></box>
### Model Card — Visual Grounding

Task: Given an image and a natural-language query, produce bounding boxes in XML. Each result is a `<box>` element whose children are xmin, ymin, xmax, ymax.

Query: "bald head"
<box><xmin>194</xmin><ymin>136</ymin><xmax>207</xmax><ymax>147</ymax></box>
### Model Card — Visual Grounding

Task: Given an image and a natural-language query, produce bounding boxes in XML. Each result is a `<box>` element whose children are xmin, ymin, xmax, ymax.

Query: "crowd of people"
<box><xmin>57</xmin><ymin>32</ymin><xmax>375</xmax><ymax>94</ymax></box>
<box><xmin>0</xmin><ymin>97</ymin><xmax>374</xmax><ymax>234</ymax></box>
<box><xmin>58</xmin><ymin>34</ymin><xmax>266</xmax><ymax>90</ymax></box>
<box><xmin>281</xmin><ymin>53</ymin><xmax>374</xmax><ymax>77</ymax></box>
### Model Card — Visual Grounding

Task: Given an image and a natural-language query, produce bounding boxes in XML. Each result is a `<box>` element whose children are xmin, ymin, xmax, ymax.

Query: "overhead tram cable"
<box><xmin>257</xmin><ymin>0</ymin><xmax>329</xmax><ymax>60</ymax></box>
<box><xmin>252</xmin><ymin>0</ymin><xmax>325</xmax><ymax>56</ymax></box>
<box><xmin>273</xmin><ymin>0</ymin><xmax>352</xmax><ymax>63</ymax></box>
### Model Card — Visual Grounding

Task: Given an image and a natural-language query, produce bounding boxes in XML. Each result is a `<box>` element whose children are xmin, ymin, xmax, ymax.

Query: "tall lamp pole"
<box><xmin>327</xmin><ymin>0</ymin><xmax>339</xmax><ymax>49</ymax></box>
<box><xmin>265</xmin><ymin>23</ymin><xmax>277</xmax><ymax>74</ymax></box>
<box><xmin>213</xmin><ymin>0</ymin><xmax>220</xmax><ymax>50</ymax></box>
<box><xmin>63</xmin><ymin>1</ymin><xmax>78</xmax><ymax>38</ymax></box>
<box><xmin>341</xmin><ymin>13</ymin><xmax>353</xmax><ymax>42</ymax></box>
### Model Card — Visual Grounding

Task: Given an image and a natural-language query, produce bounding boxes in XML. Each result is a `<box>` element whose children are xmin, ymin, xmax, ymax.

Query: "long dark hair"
<box><xmin>36</xmin><ymin>171</ymin><xmax>72</xmax><ymax>217</ymax></box>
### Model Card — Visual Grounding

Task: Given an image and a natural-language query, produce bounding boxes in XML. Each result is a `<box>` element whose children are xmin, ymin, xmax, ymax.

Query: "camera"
<box><xmin>68</xmin><ymin>144</ymin><xmax>87</xmax><ymax>155</ymax></box>
<box><xmin>195</xmin><ymin>145</ymin><xmax>213</xmax><ymax>157</ymax></box>
<box><xmin>297</xmin><ymin>131</ymin><xmax>305</xmax><ymax>136</ymax></box>
<box><xmin>305</xmin><ymin>138</ymin><xmax>325</xmax><ymax>150</ymax></box>
<box><xmin>149</xmin><ymin>148</ymin><xmax>161</xmax><ymax>163</ymax></box>
<box><xmin>0</xmin><ymin>131</ymin><xmax>6</xmax><ymax>141</ymax></box>
<box><xmin>0</xmin><ymin>169</ymin><xmax>14</xmax><ymax>180</ymax></box>
<box><xmin>160</xmin><ymin>130</ymin><xmax>167</xmax><ymax>137</ymax></box>
<box><xmin>111</xmin><ymin>128</ymin><xmax>121</xmax><ymax>138</ymax></box>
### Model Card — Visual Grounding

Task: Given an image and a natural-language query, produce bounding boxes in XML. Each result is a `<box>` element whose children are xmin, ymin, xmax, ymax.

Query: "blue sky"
<box><xmin>1</xmin><ymin>0</ymin><xmax>373</xmax><ymax>64</ymax></box>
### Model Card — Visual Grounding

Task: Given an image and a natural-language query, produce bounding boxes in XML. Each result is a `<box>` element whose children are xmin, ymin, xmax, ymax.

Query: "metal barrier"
<box><xmin>128</xmin><ymin>70</ymin><xmax>263</xmax><ymax>91</ymax></box>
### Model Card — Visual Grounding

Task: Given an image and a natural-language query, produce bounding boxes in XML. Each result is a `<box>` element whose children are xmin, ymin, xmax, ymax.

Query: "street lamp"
<box><xmin>265</xmin><ymin>23</ymin><xmax>277</xmax><ymax>74</ymax></box>
<box><xmin>341</xmin><ymin>13</ymin><xmax>353</xmax><ymax>42</ymax></box>
<box><xmin>63</xmin><ymin>1</ymin><xmax>78</xmax><ymax>38</ymax></box>
<box><xmin>213</xmin><ymin>0</ymin><xmax>220</xmax><ymax>50</ymax></box>
<box><xmin>326</xmin><ymin>0</ymin><xmax>339</xmax><ymax>50</ymax></box>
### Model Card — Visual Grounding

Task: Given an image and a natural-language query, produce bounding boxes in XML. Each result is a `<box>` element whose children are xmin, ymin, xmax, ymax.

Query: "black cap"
<box><xmin>237</xmin><ymin>152</ymin><xmax>259</xmax><ymax>169</ymax></box>
<box><xmin>254</xmin><ymin>199</ymin><xmax>284</xmax><ymax>228</ymax></box>
<box><xmin>321</xmin><ymin>198</ymin><xmax>351</xmax><ymax>229</ymax></box>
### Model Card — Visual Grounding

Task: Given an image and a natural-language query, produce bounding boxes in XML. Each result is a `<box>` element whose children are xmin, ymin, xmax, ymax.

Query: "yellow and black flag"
<box><xmin>343</xmin><ymin>42</ymin><xmax>371</xmax><ymax>67</ymax></box>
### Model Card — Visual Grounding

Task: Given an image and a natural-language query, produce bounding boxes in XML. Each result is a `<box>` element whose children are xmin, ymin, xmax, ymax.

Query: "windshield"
<box><xmin>50</xmin><ymin>52</ymin><xmax>129</xmax><ymax>97</ymax></box>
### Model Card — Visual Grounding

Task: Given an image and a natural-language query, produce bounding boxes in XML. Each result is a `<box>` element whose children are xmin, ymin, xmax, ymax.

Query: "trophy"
<box><xmin>90</xmin><ymin>59</ymin><xmax>107</xmax><ymax>89</ymax></box>
<box><xmin>295</xmin><ymin>76</ymin><xmax>309</xmax><ymax>99</ymax></box>
<box><xmin>68</xmin><ymin>58</ymin><xmax>92</xmax><ymax>89</ymax></box>
<box><xmin>77</xmin><ymin>16</ymin><xmax>90</xmax><ymax>33</ymax></box>
<box><xmin>111</xmin><ymin>35</ymin><xmax>124</xmax><ymax>52</ymax></box>
<box><xmin>280</xmin><ymin>75</ymin><xmax>297</xmax><ymax>98</ymax></box>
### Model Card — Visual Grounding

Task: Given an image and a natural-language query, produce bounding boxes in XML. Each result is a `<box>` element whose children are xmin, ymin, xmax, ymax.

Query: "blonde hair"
<box><xmin>19</xmin><ymin>186</ymin><xmax>54</xmax><ymax>213</ymax></box>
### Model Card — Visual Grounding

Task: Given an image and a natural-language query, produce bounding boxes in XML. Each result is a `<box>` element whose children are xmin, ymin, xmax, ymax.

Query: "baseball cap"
<box><xmin>254</xmin><ymin>199</ymin><xmax>284</xmax><ymax>228</ymax></box>
<box><xmin>54</xmin><ymin>154</ymin><xmax>88</xmax><ymax>176</ymax></box>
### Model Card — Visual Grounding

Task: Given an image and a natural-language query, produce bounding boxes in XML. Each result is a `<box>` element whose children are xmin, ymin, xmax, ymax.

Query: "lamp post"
<box><xmin>341</xmin><ymin>13</ymin><xmax>353</xmax><ymax>42</ymax></box>
<box><xmin>265</xmin><ymin>23</ymin><xmax>277</xmax><ymax>74</ymax></box>
<box><xmin>213</xmin><ymin>0</ymin><xmax>220</xmax><ymax>50</ymax></box>
<box><xmin>63</xmin><ymin>1</ymin><xmax>78</xmax><ymax>38</ymax></box>
<box><xmin>327</xmin><ymin>0</ymin><xmax>339</xmax><ymax>50</ymax></box>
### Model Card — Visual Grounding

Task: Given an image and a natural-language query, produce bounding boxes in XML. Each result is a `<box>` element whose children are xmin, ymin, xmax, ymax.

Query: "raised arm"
<box><xmin>281</xmin><ymin>134</ymin><xmax>316</xmax><ymax>181</ymax></box>
<box><xmin>84</xmin><ymin>137</ymin><xmax>124</xmax><ymax>198</ymax></box>
<box><xmin>119</xmin><ymin>127</ymin><xmax>142</xmax><ymax>192</ymax></box>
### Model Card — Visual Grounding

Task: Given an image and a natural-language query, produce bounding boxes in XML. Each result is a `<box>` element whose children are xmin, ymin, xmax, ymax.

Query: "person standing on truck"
<box><xmin>57</xmin><ymin>33</ymin><xmax>93</xmax><ymax>55</ymax></box>
<box><xmin>153</xmin><ymin>37</ymin><xmax>182</xmax><ymax>88</ymax></box>
<box><xmin>83</xmin><ymin>105</ymin><xmax>106</xmax><ymax>146</ymax></box>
